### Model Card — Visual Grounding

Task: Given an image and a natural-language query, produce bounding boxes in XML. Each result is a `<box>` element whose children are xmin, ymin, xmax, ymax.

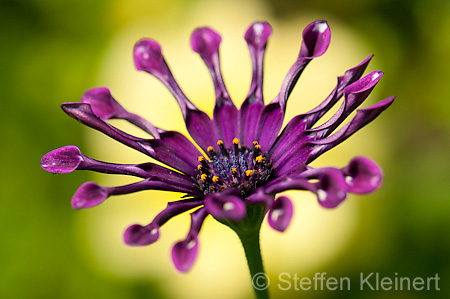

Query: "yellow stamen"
<box><xmin>255</xmin><ymin>144</ymin><xmax>261</xmax><ymax>150</ymax></box>
<box><xmin>207</xmin><ymin>146</ymin><xmax>214</xmax><ymax>152</ymax></box>
<box><xmin>253</xmin><ymin>141</ymin><xmax>259</xmax><ymax>146</ymax></box>
<box><xmin>255</xmin><ymin>155</ymin><xmax>264</xmax><ymax>163</ymax></box>
<box><xmin>197</xmin><ymin>165</ymin><xmax>203</xmax><ymax>171</ymax></box>
<box><xmin>217</xmin><ymin>140</ymin><xmax>224</xmax><ymax>146</ymax></box>
<box><xmin>231</xmin><ymin>168</ymin><xmax>237</xmax><ymax>175</ymax></box>
<box><xmin>212</xmin><ymin>176</ymin><xmax>219</xmax><ymax>183</ymax></box>
<box><xmin>198</xmin><ymin>156</ymin><xmax>205</xmax><ymax>162</ymax></box>
<box><xmin>233</xmin><ymin>138</ymin><xmax>240</xmax><ymax>145</ymax></box>
<box><xmin>245</xmin><ymin>170</ymin><xmax>253</xmax><ymax>177</ymax></box>
<box><xmin>201</xmin><ymin>174</ymin><xmax>207</xmax><ymax>181</ymax></box>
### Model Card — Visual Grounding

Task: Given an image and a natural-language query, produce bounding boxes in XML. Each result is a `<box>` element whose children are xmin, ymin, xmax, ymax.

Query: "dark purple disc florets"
<box><xmin>196</xmin><ymin>138</ymin><xmax>273</xmax><ymax>196</ymax></box>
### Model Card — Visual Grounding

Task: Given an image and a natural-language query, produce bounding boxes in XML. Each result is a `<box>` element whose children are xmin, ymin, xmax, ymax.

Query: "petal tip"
<box><xmin>171</xmin><ymin>237</ymin><xmax>199</xmax><ymax>272</ymax></box>
<box><xmin>124</xmin><ymin>224</ymin><xmax>160</xmax><ymax>246</ymax></box>
<box><xmin>191</xmin><ymin>27</ymin><xmax>221</xmax><ymax>57</ymax></box>
<box><xmin>71</xmin><ymin>182</ymin><xmax>108</xmax><ymax>209</ymax></box>
<box><xmin>133</xmin><ymin>39</ymin><xmax>164</xmax><ymax>73</ymax></box>
<box><xmin>81</xmin><ymin>87</ymin><xmax>123</xmax><ymax>120</ymax></box>
<box><xmin>41</xmin><ymin>145</ymin><xmax>82</xmax><ymax>173</ymax></box>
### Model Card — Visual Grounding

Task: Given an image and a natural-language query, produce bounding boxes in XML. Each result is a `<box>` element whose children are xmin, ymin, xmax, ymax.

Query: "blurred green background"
<box><xmin>1</xmin><ymin>0</ymin><xmax>449</xmax><ymax>298</ymax></box>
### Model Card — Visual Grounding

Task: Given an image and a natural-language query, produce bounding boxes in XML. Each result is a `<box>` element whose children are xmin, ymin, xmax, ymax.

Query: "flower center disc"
<box><xmin>196</xmin><ymin>139</ymin><xmax>273</xmax><ymax>196</ymax></box>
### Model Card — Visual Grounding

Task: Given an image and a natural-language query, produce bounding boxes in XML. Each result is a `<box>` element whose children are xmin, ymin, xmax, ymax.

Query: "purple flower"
<box><xmin>41</xmin><ymin>21</ymin><xmax>393</xmax><ymax>273</ymax></box>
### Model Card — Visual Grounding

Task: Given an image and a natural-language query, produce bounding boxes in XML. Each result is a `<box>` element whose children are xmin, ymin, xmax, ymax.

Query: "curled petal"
<box><xmin>300</xmin><ymin>20</ymin><xmax>331</xmax><ymax>58</ymax></box>
<box><xmin>269</xmin><ymin>55</ymin><xmax>373</xmax><ymax>167</ymax></box>
<box><xmin>240</xmin><ymin>22</ymin><xmax>272</xmax><ymax>146</ymax></box>
<box><xmin>191</xmin><ymin>27</ymin><xmax>238</xmax><ymax>146</ymax></box>
<box><xmin>307</xmin><ymin>97</ymin><xmax>395</xmax><ymax>163</ymax></box>
<box><xmin>342</xmin><ymin>156</ymin><xmax>383</xmax><ymax>194</ymax></box>
<box><xmin>172</xmin><ymin>236</ymin><xmax>199</xmax><ymax>272</ymax></box>
<box><xmin>312</xmin><ymin>71</ymin><xmax>384</xmax><ymax>139</ymax></box>
<box><xmin>245</xmin><ymin>22</ymin><xmax>272</xmax><ymax>51</ymax></box>
<box><xmin>204</xmin><ymin>192</ymin><xmax>246</xmax><ymax>222</ymax></box>
<box><xmin>134</xmin><ymin>39</ymin><xmax>197</xmax><ymax>120</ymax></box>
<box><xmin>305</xmin><ymin>168</ymin><xmax>348</xmax><ymax>209</ymax></box>
<box><xmin>134</xmin><ymin>39</ymin><xmax>166</xmax><ymax>76</ymax></box>
<box><xmin>125</xmin><ymin>200</ymin><xmax>202</xmax><ymax>247</ymax></box>
<box><xmin>80</xmin><ymin>87</ymin><xmax>126</xmax><ymax>120</ymax></box>
<box><xmin>268</xmin><ymin>196</ymin><xmax>293</xmax><ymax>232</ymax></box>
<box><xmin>41</xmin><ymin>145</ymin><xmax>83</xmax><ymax>173</ymax></box>
<box><xmin>191</xmin><ymin>27</ymin><xmax>222</xmax><ymax>65</ymax></box>
<box><xmin>124</xmin><ymin>223</ymin><xmax>160</xmax><ymax>246</ymax></box>
<box><xmin>171</xmin><ymin>208</ymin><xmax>208</xmax><ymax>272</ymax></box>
<box><xmin>82</xmin><ymin>87</ymin><xmax>161</xmax><ymax>138</ymax></box>
<box><xmin>71</xmin><ymin>182</ymin><xmax>109</xmax><ymax>209</ymax></box>
<box><xmin>277</xmin><ymin>20</ymin><xmax>330</xmax><ymax>111</ymax></box>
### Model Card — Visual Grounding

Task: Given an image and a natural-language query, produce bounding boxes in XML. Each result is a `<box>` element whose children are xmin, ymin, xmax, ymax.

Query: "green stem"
<box><xmin>218</xmin><ymin>204</ymin><xmax>269</xmax><ymax>298</ymax></box>
<box><xmin>238</xmin><ymin>231</ymin><xmax>269</xmax><ymax>299</ymax></box>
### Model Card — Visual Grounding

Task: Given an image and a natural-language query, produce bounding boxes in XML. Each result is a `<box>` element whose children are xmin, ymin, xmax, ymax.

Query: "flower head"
<box><xmin>41</xmin><ymin>20</ymin><xmax>393</xmax><ymax>273</ymax></box>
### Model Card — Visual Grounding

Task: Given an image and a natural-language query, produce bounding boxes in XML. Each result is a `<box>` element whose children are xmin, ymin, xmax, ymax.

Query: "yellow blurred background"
<box><xmin>1</xmin><ymin>0</ymin><xmax>449</xmax><ymax>298</ymax></box>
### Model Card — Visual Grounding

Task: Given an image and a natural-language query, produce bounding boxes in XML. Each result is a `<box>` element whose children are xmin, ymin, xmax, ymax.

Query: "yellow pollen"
<box><xmin>245</xmin><ymin>170</ymin><xmax>253</xmax><ymax>177</ymax></box>
<box><xmin>253</xmin><ymin>141</ymin><xmax>259</xmax><ymax>146</ymax></box>
<box><xmin>233</xmin><ymin>138</ymin><xmax>240</xmax><ymax>144</ymax></box>
<box><xmin>197</xmin><ymin>165</ymin><xmax>203</xmax><ymax>171</ymax></box>
<box><xmin>201</xmin><ymin>174</ymin><xmax>207</xmax><ymax>181</ymax></box>
<box><xmin>255</xmin><ymin>144</ymin><xmax>261</xmax><ymax>150</ymax></box>
<box><xmin>217</xmin><ymin>140</ymin><xmax>224</xmax><ymax>146</ymax></box>
<box><xmin>212</xmin><ymin>176</ymin><xmax>219</xmax><ymax>183</ymax></box>
<box><xmin>207</xmin><ymin>146</ymin><xmax>214</xmax><ymax>152</ymax></box>
<box><xmin>198</xmin><ymin>156</ymin><xmax>205</xmax><ymax>162</ymax></box>
<box><xmin>232</xmin><ymin>168</ymin><xmax>237</xmax><ymax>174</ymax></box>
<box><xmin>256</xmin><ymin>155</ymin><xmax>264</xmax><ymax>163</ymax></box>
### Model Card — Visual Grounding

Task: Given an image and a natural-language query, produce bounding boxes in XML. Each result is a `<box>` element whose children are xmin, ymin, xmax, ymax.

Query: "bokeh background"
<box><xmin>1</xmin><ymin>0</ymin><xmax>449</xmax><ymax>298</ymax></box>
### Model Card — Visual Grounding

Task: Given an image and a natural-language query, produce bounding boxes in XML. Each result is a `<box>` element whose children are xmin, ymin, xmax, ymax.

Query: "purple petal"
<box><xmin>214</xmin><ymin>101</ymin><xmax>239</xmax><ymax>148</ymax></box>
<box><xmin>204</xmin><ymin>192</ymin><xmax>246</xmax><ymax>222</ymax></box>
<box><xmin>307</xmin><ymin>97</ymin><xmax>395</xmax><ymax>163</ymax></box>
<box><xmin>276</xmin><ymin>20</ymin><xmax>330</xmax><ymax>111</ymax></box>
<box><xmin>80</xmin><ymin>87</ymin><xmax>126</xmax><ymax>120</ymax></box>
<box><xmin>61</xmin><ymin>102</ymin><xmax>148</xmax><ymax>151</ymax></box>
<box><xmin>265</xmin><ymin>174</ymin><xmax>315</xmax><ymax>194</ymax></box>
<box><xmin>81</xmin><ymin>87</ymin><xmax>161</xmax><ymax>138</ymax></box>
<box><xmin>185</xmin><ymin>108</ymin><xmax>221</xmax><ymax>152</ymax></box>
<box><xmin>269</xmin><ymin>56</ymin><xmax>373</xmax><ymax>163</ymax></box>
<box><xmin>172</xmin><ymin>236</ymin><xmax>199</xmax><ymax>272</ymax></box>
<box><xmin>133</xmin><ymin>39</ymin><xmax>197</xmax><ymax>119</ymax></box>
<box><xmin>268</xmin><ymin>196</ymin><xmax>293</xmax><ymax>232</ymax></box>
<box><xmin>240</xmin><ymin>22</ymin><xmax>272</xmax><ymax>146</ymax></box>
<box><xmin>191</xmin><ymin>27</ymin><xmax>238</xmax><ymax>147</ymax></box>
<box><xmin>244</xmin><ymin>22</ymin><xmax>272</xmax><ymax>100</ymax></box>
<box><xmin>157</xmin><ymin>131</ymin><xmax>203</xmax><ymax>167</ymax></box>
<box><xmin>239</xmin><ymin>97</ymin><xmax>264</xmax><ymax>147</ymax></box>
<box><xmin>301</xmin><ymin>55</ymin><xmax>373</xmax><ymax>128</ymax></box>
<box><xmin>254</xmin><ymin>102</ymin><xmax>284</xmax><ymax>151</ymax></box>
<box><xmin>171</xmin><ymin>208</ymin><xmax>208</xmax><ymax>272</ymax></box>
<box><xmin>61</xmin><ymin>102</ymin><xmax>201</xmax><ymax>176</ymax></box>
<box><xmin>191</xmin><ymin>27</ymin><xmax>222</xmax><ymax>71</ymax></box>
<box><xmin>342</xmin><ymin>156</ymin><xmax>383</xmax><ymax>194</ymax></box>
<box><xmin>41</xmin><ymin>145</ymin><xmax>83</xmax><ymax>173</ymax></box>
<box><xmin>303</xmin><ymin>168</ymin><xmax>348</xmax><ymax>208</ymax></box>
<box><xmin>124</xmin><ymin>200</ymin><xmax>202</xmax><ymax>247</ymax></box>
<box><xmin>71</xmin><ymin>182</ymin><xmax>109</xmax><ymax>209</ymax></box>
<box><xmin>300</xmin><ymin>20</ymin><xmax>331</xmax><ymax>58</ymax></box>
<box><xmin>124</xmin><ymin>223</ymin><xmax>160</xmax><ymax>246</ymax></box>
<box><xmin>109</xmin><ymin>176</ymin><xmax>201</xmax><ymax>196</ymax></box>
<box><xmin>311</xmin><ymin>71</ymin><xmax>384</xmax><ymax>138</ymax></box>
